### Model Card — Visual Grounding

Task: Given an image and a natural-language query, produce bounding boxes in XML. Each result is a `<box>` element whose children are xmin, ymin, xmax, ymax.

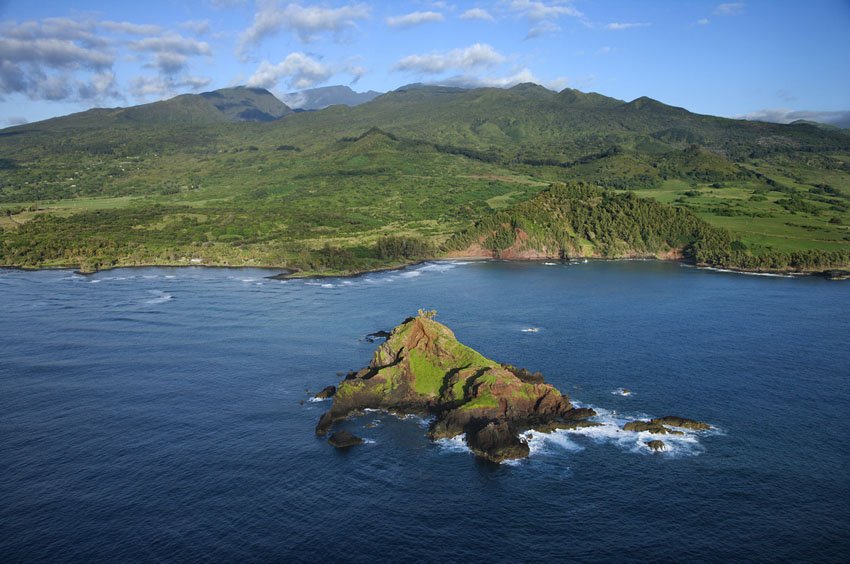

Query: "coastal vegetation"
<box><xmin>1</xmin><ymin>84</ymin><xmax>848</xmax><ymax>274</ymax></box>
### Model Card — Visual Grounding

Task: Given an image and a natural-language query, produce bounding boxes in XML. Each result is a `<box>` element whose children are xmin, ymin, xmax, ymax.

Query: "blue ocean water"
<box><xmin>1</xmin><ymin>260</ymin><xmax>848</xmax><ymax>562</ymax></box>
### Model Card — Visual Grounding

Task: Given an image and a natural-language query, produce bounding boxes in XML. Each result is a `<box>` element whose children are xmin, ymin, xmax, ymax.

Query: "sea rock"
<box><xmin>314</xmin><ymin>385</ymin><xmax>336</xmax><ymax>399</ymax></box>
<box><xmin>466</xmin><ymin>420</ymin><xmax>530</xmax><ymax>463</ymax></box>
<box><xmin>821</xmin><ymin>269</ymin><xmax>850</xmax><ymax>281</ymax></box>
<box><xmin>646</xmin><ymin>440</ymin><xmax>666</xmax><ymax>452</ymax></box>
<box><xmin>623</xmin><ymin>420</ymin><xmax>684</xmax><ymax>435</ymax></box>
<box><xmin>316</xmin><ymin>313</ymin><xmax>573</xmax><ymax>462</ymax></box>
<box><xmin>328</xmin><ymin>430</ymin><xmax>364</xmax><ymax>448</ymax></box>
<box><xmin>365</xmin><ymin>330</ymin><xmax>392</xmax><ymax>342</ymax></box>
<box><xmin>650</xmin><ymin>416</ymin><xmax>710</xmax><ymax>430</ymax></box>
<box><xmin>530</xmin><ymin>419</ymin><xmax>603</xmax><ymax>433</ymax></box>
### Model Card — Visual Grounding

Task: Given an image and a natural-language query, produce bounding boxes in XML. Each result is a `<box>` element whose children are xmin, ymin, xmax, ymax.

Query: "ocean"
<box><xmin>1</xmin><ymin>260</ymin><xmax>848</xmax><ymax>562</ymax></box>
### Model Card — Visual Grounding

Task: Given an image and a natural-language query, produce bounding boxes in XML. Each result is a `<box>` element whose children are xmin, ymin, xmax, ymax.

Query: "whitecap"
<box><xmin>145</xmin><ymin>290</ymin><xmax>173</xmax><ymax>305</ymax></box>
<box><xmin>560</xmin><ymin>407</ymin><xmax>710</xmax><ymax>458</ymax></box>
<box><xmin>398</xmin><ymin>270</ymin><xmax>421</xmax><ymax>278</ymax></box>
<box><xmin>435</xmin><ymin>433</ymin><xmax>470</xmax><ymax>454</ymax></box>
<box><xmin>698</xmin><ymin>266</ymin><xmax>796</xmax><ymax>278</ymax></box>
<box><xmin>544</xmin><ymin>262</ymin><xmax>558</xmax><ymax>266</ymax></box>
<box><xmin>362</xmin><ymin>438</ymin><xmax>377</xmax><ymax>444</ymax></box>
<box><xmin>520</xmin><ymin>327</ymin><xmax>540</xmax><ymax>333</ymax></box>
<box><xmin>523</xmin><ymin>429</ymin><xmax>584</xmax><ymax>456</ymax></box>
<box><xmin>307</xmin><ymin>397</ymin><xmax>330</xmax><ymax>403</ymax></box>
<box><xmin>612</xmin><ymin>388</ymin><xmax>633</xmax><ymax>397</ymax></box>
<box><xmin>89</xmin><ymin>279</ymin><xmax>101</xmax><ymax>284</ymax></box>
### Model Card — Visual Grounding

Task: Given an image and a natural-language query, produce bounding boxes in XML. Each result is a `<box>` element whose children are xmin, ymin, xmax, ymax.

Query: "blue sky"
<box><xmin>1</xmin><ymin>0</ymin><xmax>849</xmax><ymax>125</ymax></box>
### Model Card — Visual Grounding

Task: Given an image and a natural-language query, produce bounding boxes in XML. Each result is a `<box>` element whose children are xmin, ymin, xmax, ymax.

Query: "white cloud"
<box><xmin>0</xmin><ymin>37</ymin><xmax>113</xmax><ymax>69</ymax></box>
<box><xmin>0</xmin><ymin>18</ymin><xmax>118</xmax><ymax>102</ymax></box>
<box><xmin>714</xmin><ymin>3</ymin><xmax>745</xmax><ymax>16</ymax></box>
<box><xmin>437</xmin><ymin>68</ymin><xmax>569</xmax><ymax>91</ymax></box>
<box><xmin>460</xmin><ymin>8</ymin><xmax>495</xmax><ymax>21</ymax></box>
<box><xmin>387</xmin><ymin>11</ymin><xmax>444</xmax><ymax>28</ymax></box>
<box><xmin>738</xmin><ymin>109</ymin><xmax>850</xmax><ymax>129</ymax></box>
<box><xmin>525</xmin><ymin>21</ymin><xmax>560</xmax><ymax>39</ymax></box>
<box><xmin>394</xmin><ymin>43</ymin><xmax>505</xmax><ymax>74</ymax></box>
<box><xmin>100</xmin><ymin>21</ymin><xmax>163</xmax><ymax>36</ymax></box>
<box><xmin>2</xmin><ymin>17</ymin><xmax>105</xmax><ymax>47</ymax></box>
<box><xmin>181</xmin><ymin>20</ymin><xmax>212</xmax><ymax>36</ymax></box>
<box><xmin>508</xmin><ymin>0</ymin><xmax>582</xmax><ymax>21</ymax></box>
<box><xmin>348</xmin><ymin>65</ymin><xmax>366</xmax><ymax>84</ymax></box>
<box><xmin>238</xmin><ymin>2</ymin><xmax>370</xmax><ymax>56</ymax></box>
<box><xmin>697</xmin><ymin>18</ymin><xmax>711</xmax><ymax>25</ymax></box>
<box><xmin>130</xmin><ymin>75</ymin><xmax>211</xmax><ymax>98</ymax></box>
<box><xmin>247</xmin><ymin>52</ymin><xmax>332</xmax><ymax>90</ymax></box>
<box><xmin>129</xmin><ymin>34</ymin><xmax>212</xmax><ymax>56</ymax></box>
<box><xmin>605</xmin><ymin>22</ymin><xmax>651</xmax><ymax>30</ymax></box>
<box><xmin>129</xmin><ymin>34</ymin><xmax>212</xmax><ymax>77</ymax></box>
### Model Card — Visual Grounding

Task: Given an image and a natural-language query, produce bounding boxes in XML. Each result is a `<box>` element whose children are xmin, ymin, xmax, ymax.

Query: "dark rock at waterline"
<box><xmin>314</xmin><ymin>385</ymin><xmax>336</xmax><ymax>399</ymax></box>
<box><xmin>328</xmin><ymin>430</ymin><xmax>364</xmax><ymax>448</ymax></box>
<box><xmin>564</xmin><ymin>407</ymin><xmax>597</xmax><ymax>420</ymax></box>
<box><xmin>365</xmin><ymin>330</ymin><xmax>391</xmax><ymax>342</ymax></box>
<box><xmin>646</xmin><ymin>440</ymin><xmax>666</xmax><ymax>452</ymax></box>
<box><xmin>821</xmin><ymin>269</ymin><xmax>850</xmax><ymax>281</ymax></box>
<box><xmin>650</xmin><ymin>416</ymin><xmax>710</xmax><ymax>430</ymax></box>
<box><xmin>623</xmin><ymin>420</ymin><xmax>684</xmax><ymax>435</ymax></box>
<box><xmin>266</xmin><ymin>269</ymin><xmax>296</xmax><ymax>280</ymax></box>
<box><xmin>466</xmin><ymin>420</ymin><xmax>530</xmax><ymax>463</ymax></box>
<box><xmin>530</xmin><ymin>419</ymin><xmax>603</xmax><ymax>433</ymax></box>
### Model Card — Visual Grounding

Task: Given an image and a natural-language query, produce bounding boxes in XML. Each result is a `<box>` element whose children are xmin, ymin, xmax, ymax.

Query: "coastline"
<box><xmin>2</xmin><ymin>255</ymin><xmax>846</xmax><ymax>281</ymax></box>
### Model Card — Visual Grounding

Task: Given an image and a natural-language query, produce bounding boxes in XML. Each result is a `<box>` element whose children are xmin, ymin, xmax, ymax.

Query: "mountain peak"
<box><xmin>199</xmin><ymin>86</ymin><xmax>291</xmax><ymax>122</ymax></box>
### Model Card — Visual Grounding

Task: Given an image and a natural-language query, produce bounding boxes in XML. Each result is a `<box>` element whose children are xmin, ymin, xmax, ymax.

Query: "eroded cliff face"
<box><xmin>316</xmin><ymin>313</ymin><xmax>593</xmax><ymax>462</ymax></box>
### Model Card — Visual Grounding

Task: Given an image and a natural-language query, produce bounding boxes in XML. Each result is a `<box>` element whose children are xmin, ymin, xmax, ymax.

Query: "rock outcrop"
<box><xmin>316</xmin><ymin>312</ymin><xmax>592</xmax><ymax>462</ymax></box>
<box><xmin>314</xmin><ymin>385</ymin><xmax>336</xmax><ymax>399</ymax></box>
<box><xmin>328</xmin><ymin>430</ymin><xmax>364</xmax><ymax>448</ymax></box>
<box><xmin>646</xmin><ymin>440</ymin><xmax>666</xmax><ymax>452</ymax></box>
<box><xmin>623</xmin><ymin>420</ymin><xmax>684</xmax><ymax>435</ymax></box>
<box><xmin>650</xmin><ymin>416</ymin><xmax>711</xmax><ymax>430</ymax></box>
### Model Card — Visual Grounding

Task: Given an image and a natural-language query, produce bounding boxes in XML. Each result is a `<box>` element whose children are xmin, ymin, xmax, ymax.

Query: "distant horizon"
<box><xmin>2</xmin><ymin>1</ymin><xmax>849</xmax><ymax>126</ymax></box>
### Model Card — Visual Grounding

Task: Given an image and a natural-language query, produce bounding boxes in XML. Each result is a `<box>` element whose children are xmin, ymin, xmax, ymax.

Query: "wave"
<box><xmin>307</xmin><ymin>397</ymin><xmax>330</xmax><ymax>403</ymax></box>
<box><xmin>611</xmin><ymin>388</ymin><xmax>633</xmax><ymax>397</ymax></box>
<box><xmin>555</xmin><ymin>407</ymin><xmax>711</xmax><ymax>458</ymax></box>
<box><xmin>145</xmin><ymin>290</ymin><xmax>173</xmax><ymax>305</ymax></box>
<box><xmin>435</xmin><ymin>433</ymin><xmax>470</xmax><ymax>454</ymax></box>
<box><xmin>697</xmin><ymin>266</ymin><xmax>796</xmax><ymax>278</ymax></box>
<box><xmin>520</xmin><ymin>327</ymin><xmax>541</xmax><ymax>333</ymax></box>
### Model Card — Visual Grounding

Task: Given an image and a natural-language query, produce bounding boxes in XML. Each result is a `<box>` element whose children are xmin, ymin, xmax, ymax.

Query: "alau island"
<box><xmin>315</xmin><ymin>311</ymin><xmax>711</xmax><ymax>463</ymax></box>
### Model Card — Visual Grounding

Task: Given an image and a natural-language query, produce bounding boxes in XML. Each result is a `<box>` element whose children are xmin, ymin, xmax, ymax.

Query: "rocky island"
<box><xmin>316</xmin><ymin>311</ymin><xmax>710</xmax><ymax>462</ymax></box>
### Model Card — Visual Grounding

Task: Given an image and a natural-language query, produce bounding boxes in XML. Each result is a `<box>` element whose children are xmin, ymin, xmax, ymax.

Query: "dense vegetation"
<box><xmin>1</xmin><ymin>83</ymin><xmax>848</xmax><ymax>274</ymax></box>
<box><xmin>447</xmin><ymin>182</ymin><xmax>850</xmax><ymax>271</ymax></box>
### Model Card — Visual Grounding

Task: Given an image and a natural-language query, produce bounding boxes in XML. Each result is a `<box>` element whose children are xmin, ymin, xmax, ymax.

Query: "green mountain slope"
<box><xmin>1</xmin><ymin>83</ymin><xmax>848</xmax><ymax>274</ymax></box>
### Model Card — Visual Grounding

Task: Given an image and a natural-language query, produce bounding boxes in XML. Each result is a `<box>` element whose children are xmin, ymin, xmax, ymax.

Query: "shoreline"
<box><xmin>0</xmin><ymin>256</ymin><xmax>846</xmax><ymax>281</ymax></box>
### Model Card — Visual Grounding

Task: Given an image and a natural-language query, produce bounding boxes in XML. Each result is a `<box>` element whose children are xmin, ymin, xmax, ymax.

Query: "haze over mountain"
<box><xmin>281</xmin><ymin>86</ymin><xmax>382</xmax><ymax>111</ymax></box>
